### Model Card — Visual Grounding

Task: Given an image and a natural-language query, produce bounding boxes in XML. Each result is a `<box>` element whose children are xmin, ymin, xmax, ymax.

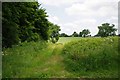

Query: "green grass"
<box><xmin>62</xmin><ymin>37</ymin><xmax>119</xmax><ymax>78</ymax></box>
<box><xmin>2</xmin><ymin>40</ymin><xmax>72</xmax><ymax>78</ymax></box>
<box><xmin>57</xmin><ymin>37</ymin><xmax>82</xmax><ymax>44</ymax></box>
<box><xmin>2</xmin><ymin>37</ymin><xmax>119</xmax><ymax>78</ymax></box>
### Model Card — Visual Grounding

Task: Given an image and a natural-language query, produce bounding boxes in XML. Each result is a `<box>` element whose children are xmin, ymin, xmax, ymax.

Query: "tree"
<box><xmin>72</xmin><ymin>31</ymin><xmax>78</xmax><ymax>37</ymax></box>
<box><xmin>59</xmin><ymin>33</ymin><xmax>69</xmax><ymax>37</ymax></box>
<box><xmin>18</xmin><ymin>2</ymin><xmax>40</xmax><ymax>42</ymax></box>
<box><xmin>2</xmin><ymin>2</ymin><xmax>41</xmax><ymax>47</ymax></box>
<box><xmin>97</xmin><ymin>23</ymin><xmax>117</xmax><ymax>37</ymax></box>
<box><xmin>79</xmin><ymin>32</ymin><xmax>82</xmax><ymax>37</ymax></box>
<box><xmin>48</xmin><ymin>22</ymin><xmax>61</xmax><ymax>43</ymax></box>
<box><xmin>2</xmin><ymin>2</ymin><xmax>55</xmax><ymax>47</ymax></box>
<box><xmin>34</xmin><ymin>6</ymin><xmax>50</xmax><ymax>41</ymax></box>
<box><xmin>81</xmin><ymin>29</ymin><xmax>90</xmax><ymax>37</ymax></box>
<box><xmin>2</xmin><ymin>2</ymin><xmax>21</xmax><ymax>47</ymax></box>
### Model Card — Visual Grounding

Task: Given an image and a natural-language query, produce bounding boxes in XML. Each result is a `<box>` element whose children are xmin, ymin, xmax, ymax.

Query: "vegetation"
<box><xmin>2</xmin><ymin>37</ymin><xmax>119</xmax><ymax>78</ymax></box>
<box><xmin>2</xmin><ymin>39</ymin><xmax>70</xmax><ymax>78</ymax></box>
<box><xmin>59</xmin><ymin>33</ymin><xmax>69</xmax><ymax>37</ymax></box>
<box><xmin>72</xmin><ymin>31</ymin><xmax>79</xmax><ymax>37</ymax></box>
<box><xmin>79</xmin><ymin>29</ymin><xmax>91</xmax><ymax>37</ymax></box>
<box><xmin>48</xmin><ymin>22</ymin><xmax>61</xmax><ymax>43</ymax></box>
<box><xmin>2</xmin><ymin>2</ymin><xmax>118</xmax><ymax>48</ymax></box>
<box><xmin>59</xmin><ymin>23</ymin><xmax>117</xmax><ymax>38</ymax></box>
<box><xmin>2</xmin><ymin>2</ymin><xmax>60</xmax><ymax>48</ymax></box>
<box><xmin>2</xmin><ymin>1</ymin><xmax>119</xmax><ymax>79</ymax></box>
<box><xmin>62</xmin><ymin>37</ymin><xmax>119</xmax><ymax>78</ymax></box>
<box><xmin>96</xmin><ymin>23</ymin><xmax>117</xmax><ymax>37</ymax></box>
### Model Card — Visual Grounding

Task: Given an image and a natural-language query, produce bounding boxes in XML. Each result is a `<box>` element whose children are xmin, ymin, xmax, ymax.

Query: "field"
<box><xmin>2</xmin><ymin>37</ymin><xmax>119</xmax><ymax>78</ymax></box>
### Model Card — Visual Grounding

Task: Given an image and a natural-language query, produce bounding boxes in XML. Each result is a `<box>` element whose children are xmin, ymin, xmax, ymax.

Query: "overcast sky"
<box><xmin>38</xmin><ymin>0</ymin><xmax>119</xmax><ymax>36</ymax></box>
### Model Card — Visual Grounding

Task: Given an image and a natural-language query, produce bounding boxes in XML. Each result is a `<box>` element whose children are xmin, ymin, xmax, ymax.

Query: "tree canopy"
<box><xmin>2</xmin><ymin>2</ymin><xmax>60</xmax><ymax>48</ymax></box>
<box><xmin>59</xmin><ymin>33</ymin><xmax>69</xmax><ymax>37</ymax></box>
<box><xmin>48</xmin><ymin>22</ymin><xmax>61</xmax><ymax>43</ymax></box>
<box><xmin>96</xmin><ymin>23</ymin><xmax>117</xmax><ymax>37</ymax></box>
<box><xmin>79</xmin><ymin>29</ymin><xmax>90</xmax><ymax>37</ymax></box>
<box><xmin>72</xmin><ymin>31</ymin><xmax>79</xmax><ymax>37</ymax></box>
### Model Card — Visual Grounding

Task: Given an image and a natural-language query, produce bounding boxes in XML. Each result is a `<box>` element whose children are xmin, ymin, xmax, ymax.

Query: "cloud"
<box><xmin>38</xmin><ymin>0</ymin><xmax>80</xmax><ymax>6</ymax></box>
<box><xmin>39</xmin><ymin>0</ymin><xmax>119</xmax><ymax>7</ymax></box>
<box><xmin>60</xmin><ymin>18</ymin><xmax>98</xmax><ymax>35</ymax></box>
<box><xmin>38</xmin><ymin>0</ymin><xmax>119</xmax><ymax>35</ymax></box>
<box><xmin>64</xmin><ymin>0</ymin><xmax>118</xmax><ymax>35</ymax></box>
<box><xmin>60</xmin><ymin>23</ymin><xmax>79</xmax><ymax>35</ymax></box>
<box><xmin>47</xmin><ymin>14</ymin><xmax>60</xmax><ymax>24</ymax></box>
<box><xmin>65</xmin><ymin>0</ymin><xmax>118</xmax><ymax>18</ymax></box>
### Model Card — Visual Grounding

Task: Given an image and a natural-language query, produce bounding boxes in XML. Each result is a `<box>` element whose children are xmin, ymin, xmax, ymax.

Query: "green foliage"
<box><xmin>2</xmin><ymin>20</ymin><xmax>20</xmax><ymax>48</ymax></box>
<box><xmin>59</xmin><ymin>33</ymin><xmax>69</xmax><ymax>37</ymax></box>
<box><xmin>2</xmin><ymin>2</ymin><xmax>59</xmax><ymax>48</ymax></box>
<box><xmin>97</xmin><ymin>23</ymin><xmax>117</xmax><ymax>37</ymax></box>
<box><xmin>17</xmin><ymin>2</ymin><xmax>39</xmax><ymax>42</ymax></box>
<box><xmin>2</xmin><ymin>41</ymin><xmax>68</xmax><ymax>78</ymax></box>
<box><xmin>80</xmin><ymin>29</ymin><xmax>91</xmax><ymax>37</ymax></box>
<box><xmin>2</xmin><ymin>37</ymin><xmax>119</xmax><ymax>78</ymax></box>
<box><xmin>48</xmin><ymin>22</ymin><xmax>61</xmax><ymax>43</ymax></box>
<box><xmin>62</xmin><ymin>37</ymin><xmax>119</xmax><ymax>77</ymax></box>
<box><xmin>72</xmin><ymin>31</ymin><xmax>79</xmax><ymax>37</ymax></box>
<box><xmin>2</xmin><ymin>41</ymin><xmax>48</xmax><ymax>78</ymax></box>
<box><xmin>2</xmin><ymin>2</ymin><xmax>20</xmax><ymax>48</ymax></box>
<box><xmin>27</xmin><ymin>33</ymin><xmax>40</xmax><ymax>42</ymax></box>
<box><xmin>34</xmin><ymin>7</ymin><xmax>49</xmax><ymax>40</ymax></box>
<box><xmin>79</xmin><ymin>32</ymin><xmax>82</xmax><ymax>37</ymax></box>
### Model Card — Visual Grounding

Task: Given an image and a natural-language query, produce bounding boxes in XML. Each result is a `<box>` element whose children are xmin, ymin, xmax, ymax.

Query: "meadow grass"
<box><xmin>62</xmin><ymin>37</ymin><xmax>119</xmax><ymax>78</ymax></box>
<box><xmin>57</xmin><ymin>37</ymin><xmax>83</xmax><ymax>44</ymax></box>
<box><xmin>2</xmin><ymin>40</ymin><xmax>72</xmax><ymax>78</ymax></box>
<box><xmin>2</xmin><ymin>37</ymin><xmax>119</xmax><ymax>78</ymax></box>
<box><xmin>2</xmin><ymin>41</ymin><xmax>51</xmax><ymax>78</ymax></box>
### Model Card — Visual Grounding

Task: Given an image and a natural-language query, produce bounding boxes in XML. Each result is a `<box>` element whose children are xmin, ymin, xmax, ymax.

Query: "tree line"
<box><xmin>60</xmin><ymin>23</ymin><xmax>117</xmax><ymax>37</ymax></box>
<box><xmin>2</xmin><ymin>2</ymin><xmax>60</xmax><ymax>48</ymax></box>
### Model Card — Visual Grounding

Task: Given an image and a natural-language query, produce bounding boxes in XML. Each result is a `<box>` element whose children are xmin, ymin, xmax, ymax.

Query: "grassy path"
<box><xmin>3</xmin><ymin>41</ymin><xmax>73</xmax><ymax>78</ymax></box>
<box><xmin>2</xmin><ymin>37</ymin><xmax>83</xmax><ymax>78</ymax></box>
<box><xmin>29</xmin><ymin>43</ymin><xmax>74</xmax><ymax>78</ymax></box>
<box><xmin>43</xmin><ymin>43</ymin><xmax>70</xmax><ymax>77</ymax></box>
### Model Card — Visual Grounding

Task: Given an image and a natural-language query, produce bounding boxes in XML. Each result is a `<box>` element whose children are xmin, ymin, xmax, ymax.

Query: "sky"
<box><xmin>38</xmin><ymin>0</ymin><xmax>119</xmax><ymax>36</ymax></box>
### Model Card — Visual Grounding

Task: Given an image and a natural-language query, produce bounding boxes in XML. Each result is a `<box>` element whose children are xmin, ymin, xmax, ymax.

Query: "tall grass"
<box><xmin>2</xmin><ymin>37</ymin><xmax>119</xmax><ymax>78</ymax></box>
<box><xmin>2</xmin><ymin>40</ymin><xmax>70</xmax><ymax>78</ymax></box>
<box><xmin>2</xmin><ymin>40</ymin><xmax>49</xmax><ymax>78</ymax></box>
<box><xmin>62</xmin><ymin>37</ymin><xmax>119</xmax><ymax>78</ymax></box>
